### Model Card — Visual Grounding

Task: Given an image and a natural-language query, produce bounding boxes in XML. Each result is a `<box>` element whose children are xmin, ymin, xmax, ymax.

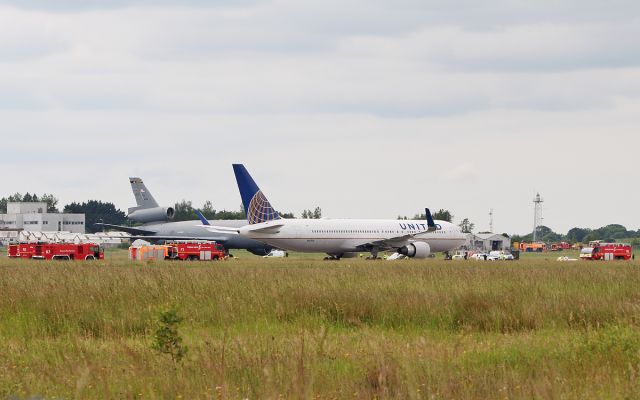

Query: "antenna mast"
<box><xmin>533</xmin><ymin>193</ymin><xmax>544</xmax><ymax>242</ymax></box>
<box><xmin>489</xmin><ymin>208</ymin><xmax>494</xmax><ymax>233</ymax></box>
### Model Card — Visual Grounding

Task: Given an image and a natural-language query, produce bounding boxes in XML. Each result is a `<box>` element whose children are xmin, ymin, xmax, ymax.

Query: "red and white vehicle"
<box><xmin>580</xmin><ymin>242</ymin><xmax>633</xmax><ymax>261</ymax></box>
<box><xmin>8</xmin><ymin>243</ymin><xmax>105</xmax><ymax>261</ymax></box>
<box><xmin>551</xmin><ymin>242</ymin><xmax>572</xmax><ymax>251</ymax></box>
<box><xmin>167</xmin><ymin>241</ymin><xmax>226</xmax><ymax>261</ymax></box>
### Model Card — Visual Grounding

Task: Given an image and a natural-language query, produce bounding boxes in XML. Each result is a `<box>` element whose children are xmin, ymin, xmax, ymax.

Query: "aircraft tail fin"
<box><xmin>232</xmin><ymin>164</ymin><xmax>281</xmax><ymax>225</ymax></box>
<box><xmin>424</xmin><ymin>208</ymin><xmax>436</xmax><ymax>230</ymax></box>
<box><xmin>129</xmin><ymin>177</ymin><xmax>159</xmax><ymax>211</ymax></box>
<box><xmin>195</xmin><ymin>209</ymin><xmax>210</xmax><ymax>226</ymax></box>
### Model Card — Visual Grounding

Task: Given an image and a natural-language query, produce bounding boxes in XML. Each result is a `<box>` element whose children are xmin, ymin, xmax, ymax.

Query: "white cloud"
<box><xmin>0</xmin><ymin>2</ymin><xmax>638</xmax><ymax>234</ymax></box>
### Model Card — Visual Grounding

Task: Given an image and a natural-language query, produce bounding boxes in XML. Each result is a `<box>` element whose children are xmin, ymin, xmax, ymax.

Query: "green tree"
<box><xmin>458</xmin><ymin>218</ymin><xmax>475</xmax><ymax>233</ymax></box>
<box><xmin>0</xmin><ymin>193</ymin><xmax>59</xmax><ymax>213</ymax></box>
<box><xmin>432</xmin><ymin>209</ymin><xmax>453</xmax><ymax>222</ymax></box>
<box><xmin>566</xmin><ymin>227</ymin><xmax>591</xmax><ymax>243</ymax></box>
<box><xmin>172</xmin><ymin>200</ymin><xmax>197</xmax><ymax>222</ymax></box>
<box><xmin>200</xmin><ymin>200</ymin><xmax>216</xmax><ymax>220</ymax></box>
<box><xmin>152</xmin><ymin>308</ymin><xmax>187</xmax><ymax>363</ymax></box>
<box><xmin>212</xmin><ymin>205</ymin><xmax>246</xmax><ymax>220</ymax></box>
<box><xmin>313</xmin><ymin>207</ymin><xmax>322</xmax><ymax>219</ymax></box>
<box><xmin>64</xmin><ymin>200</ymin><xmax>126</xmax><ymax>233</ymax></box>
<box><xmin>40</xmin><ymin>194</ymin><xmax>59</xmax><ymax>212</ymax></box>
<box><xmin>301</xmin><ymin>207</ymin><xmax>322</xmax><ymax>219</ymax></box>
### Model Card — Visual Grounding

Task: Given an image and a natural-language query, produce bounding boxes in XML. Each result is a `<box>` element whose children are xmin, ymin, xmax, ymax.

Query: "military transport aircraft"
<box><xmin>97</xmin><ymin>177</ymin><xmax>273</xmax><ymax>256</ymax></box>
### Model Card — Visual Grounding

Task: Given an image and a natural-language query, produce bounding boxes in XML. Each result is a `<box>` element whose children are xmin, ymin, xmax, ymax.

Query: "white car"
<box><xmin>471</xmin><ymin>251</ymin><xmax>514</xmax><ymax>261</ymax></box>
<box><xmin>386</xmin><ymin>252</ymin><xmax>408</xmax><ymax>260</ymax></box>
<box><xmin>471</xmin><ymin>253</ymin><xmax>490</xmax><ymax>260</ymax></box>
<box><xmin>263</xmin><ymin>250</ymin><xmax>288</xmax><ymax>258</ymax></box>
<box><xmin>489</xmin><ymin>251</ymin><xmax>515</xmax><ymax>261</ymax></box>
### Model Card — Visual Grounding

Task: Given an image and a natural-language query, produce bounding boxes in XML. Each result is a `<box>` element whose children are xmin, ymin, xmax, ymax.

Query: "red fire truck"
<box><xmin>551</xmin><ymin>242</ymin><xmax>572</xmax><ymax>251</ymax></box>
<box><xmin>8</xmin><ymin>243</ymin><xmax>105</xmax><ymax>260</ymax></box>
<box><xmin>129</xmin><ymin>241</ymin><xmax>226</xmax><ymax>261</ymax></box>
<box><xmin>519</xmin><ymin>242</ymin><xmax>547</xmax><ymax>252</ymax></box>
<box><xmin>168</xmin><ymin>242</ymin><xmax>226</xmax><ymax>261</ymax></box>
<box><xmin>580</xmin><ymin>242</ymin><xmax>633</xmax><ymax>261</ymax></box>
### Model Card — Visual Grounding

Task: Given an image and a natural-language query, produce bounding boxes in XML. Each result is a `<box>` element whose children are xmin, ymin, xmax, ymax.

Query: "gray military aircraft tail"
<box><xmin>96</xmin><ymin>177</ymin><xmax>273</xmax><ymax>256</ymax></box>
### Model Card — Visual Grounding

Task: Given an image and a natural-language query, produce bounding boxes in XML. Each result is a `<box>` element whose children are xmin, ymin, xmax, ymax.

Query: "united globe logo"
<box><xmin>247</xmin><ymin>191</ymin><xmax>280</xmax><ymax>224</ymax></box>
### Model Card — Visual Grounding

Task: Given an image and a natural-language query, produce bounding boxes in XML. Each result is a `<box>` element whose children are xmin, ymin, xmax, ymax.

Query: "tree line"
<box><xmin>0</xmin><ymin>193</ymin><xmax>310</xmax><ymax>233</ymax></box>
<box><xmin>511</xmin><ymin>224</ymin><xmax>640</xmax><ymax>245</ymax></box>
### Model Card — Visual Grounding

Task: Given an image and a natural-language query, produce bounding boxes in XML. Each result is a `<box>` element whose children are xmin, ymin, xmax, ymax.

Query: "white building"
<box><xmin>0</xmin><ymin>202</ymin><xmax>85</xmax><ymax>234</ymax></box>
<box><xmin>465</xmin><ymin>232</ymin><xmax>512</xmax><ymax>252</ymax></box>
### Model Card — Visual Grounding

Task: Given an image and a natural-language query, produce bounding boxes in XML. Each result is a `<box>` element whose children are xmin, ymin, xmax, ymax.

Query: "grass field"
<box><xmin>0</xmin><ymin>249</ymin><xmax>639</xmax><ymax>399</ymax></box>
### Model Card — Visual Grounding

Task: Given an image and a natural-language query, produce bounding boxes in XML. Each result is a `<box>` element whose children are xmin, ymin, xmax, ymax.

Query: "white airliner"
<box><xmin>231</xmin><ymin>164</ymin><xmax>467</xmax><ymax>259</ymax></box>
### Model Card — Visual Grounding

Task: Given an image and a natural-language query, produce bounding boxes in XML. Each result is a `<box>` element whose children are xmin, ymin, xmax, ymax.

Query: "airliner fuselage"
<box><xmin>239</xmin><ymin>218</ymin><xmax>466</xmax><ymax>256</ymax></box>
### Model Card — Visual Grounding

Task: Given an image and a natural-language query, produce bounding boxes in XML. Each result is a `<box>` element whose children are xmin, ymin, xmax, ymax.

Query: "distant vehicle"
<box><xmin>96</xmin><ymin>177</ymin><xmax>273</xmax><ymax>256</ymax></box>
<box><xmin>557</xmin><ymin>256</ymin><xmax>578</xmax><ymax>262</ymax></box>
<box><xmin>451</xmin><ymin>251</ymin><xmax>469</xmax><ymax>260</ymax></box>
<box><xmin>232</xmin><ymin>164</ymin><xmax>466</xmax><ymax>260</ymax></box>
<box><xmin>263</xmin><ymin>250</ymin><xmax>288</xmax><ymax>258</ymax></box>
<box><xmin>129</xmin><ymin>241</ymin><xmax>226</xmax><ymax>261</ymax></box>
<box><xmin>8</xmin><ymin>243</ymin><xmax>104</xmax><ymax>260</ymax></box>
<box><xmin>470</xmin><ymin>253</ymin><xmax>490</xmax><ymax>261</ymax></box>
<box><xmin>469</xmin><ymin>251</ymin><xmax>513</xmax><ymax>261</ymax></box>
<box><xmin>580</xmin><ymin>243</ymin><xmax>632</xmax><ymax>261</ymax></box>
<box><xmin>520</xmin><ymin>242</ymin><xmax>547</xmax><ymax>252</ymax></box>
<box><xmin>386</xmin><ymin>252</ymin><xmax>408</xmax><ymax>260</ymax></box>
<box><xmin>168</xmin><ymin>242</ymin><xmax>226</xmax><ymax>261</ymax></box>
<box><xmin>489</xmin><ymin>250</ymin><xmax>515</xmax><ymax>260</ymax></box>
<box><xmin>551</xmin><ymin>242</ymin><xmax>572</xmax><ymax>251</ymax></box>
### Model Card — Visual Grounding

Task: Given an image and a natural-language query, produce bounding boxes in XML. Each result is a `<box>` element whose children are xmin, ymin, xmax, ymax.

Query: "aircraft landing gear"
<box><xmin>366</xmin><ymin>249</ymin><xmax>381</xmax><ymax>260</ymax></box>
<box><xmin>323</xmin><ymin>255</ymin><xmax>341</xmax><ymax>261</ymax></box>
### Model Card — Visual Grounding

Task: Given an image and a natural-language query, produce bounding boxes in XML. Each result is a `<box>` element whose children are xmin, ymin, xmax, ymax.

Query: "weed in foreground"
<box><xmin>152</xmin><ymin>308</ymin><xmax>188</xmax><ymax>363</ymax></box>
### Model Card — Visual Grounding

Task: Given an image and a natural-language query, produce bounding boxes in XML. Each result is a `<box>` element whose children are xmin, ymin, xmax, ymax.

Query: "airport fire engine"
<box><xmin>169</xmin><ymin>242</ymin><xmax>226</xmax><ymax>261</ymax></box>
<box><xmin>580</xmin><ymin>242</ymin><xmax>633</xmax><ymax>261</ymax></box>
<box><xmin>8</xmin><ymin>243</ymin><xmax>105</xmax><ymax>260</ymax></box>
<box><xmin>551</xmin><ymin>242</ymin><xmax>572</xmax><ymax>251</ymax></box>
<box><xmin>129</xmin><ymin>241</ymin><xmax>226</xmax><ymax>261</ymax></box>
<box><xmin>519</xmin><ymin>242</ymin><xmax>547</xmax><ymax>252</ymax></box>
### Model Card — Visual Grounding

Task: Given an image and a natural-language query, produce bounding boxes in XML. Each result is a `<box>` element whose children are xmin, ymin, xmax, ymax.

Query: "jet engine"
<box><xmin>128</xmin><ymin>207</ymin><xmax>175</xmax><ymax>223</ymax></box>
<box><xmin>398</xmin><ymin>242</ymin><xmax>431</xmax><ymax>259</ymax></box>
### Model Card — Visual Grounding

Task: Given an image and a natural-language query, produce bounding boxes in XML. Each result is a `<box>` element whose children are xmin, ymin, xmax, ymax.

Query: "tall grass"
<box><xmin>0</xmin><ymin>254</ymin><xmax>638</xmax><ymax>398</ymax></box>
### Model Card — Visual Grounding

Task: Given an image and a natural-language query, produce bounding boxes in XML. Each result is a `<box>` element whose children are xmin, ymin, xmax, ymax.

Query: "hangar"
<box><xmin>466</xmin><ymin>232</ymin><xmax>511</xmax><ymax>252</ymax></box>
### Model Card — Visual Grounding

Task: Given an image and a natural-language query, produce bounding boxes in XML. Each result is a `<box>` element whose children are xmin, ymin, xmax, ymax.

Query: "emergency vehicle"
<box><xmin>168</xmin><ymin>242</ymin><xmax>226</xmax><ymax>261</ymax></box>
<box><xmin>519</xmin><ymin>242</ymin><xmax>547</xmax><ymax>252</ymax></box>
<box><xmin>129</xmin><ymin>241</ymin><xmax>226</xmax><ymax>261</ymax></box>
<box><xmin>580</xmin><ymin>242</ymin><xmax>633</xmax><ymax>261</ymax></box>
<box><xmin>551</xmin><ymin>242</ymin><xmax>572</xmax><ymax>251</ymax></box>
<box><xmin>8</xmin><ymin>243</ymin><xmax>104</xmax><ymax>260</ymax></box>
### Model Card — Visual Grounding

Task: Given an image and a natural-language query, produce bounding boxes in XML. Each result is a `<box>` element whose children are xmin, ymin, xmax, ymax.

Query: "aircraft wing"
<box><xmin>355</xmin><ymin>208</ymin><xmax>437</xmax><ymax>251</ymax></box>
<box><xmin>95</xmin><ymin>223</ymin><xmax>157</xmax><ymax>236</ymax></box>
<box><xmin>237</xmin><ymin>224</ymin><xmax>284</xmax><ymax>234</ymax></box>
<box><xmin>204</xmin><ymin>225</ymin><xmax>242</xmax><ymax>233</ymax></box>
<box><xmin>128</xmin><ymin>235</ymin><xmax>232</xmax><ymax>243</ymax></box>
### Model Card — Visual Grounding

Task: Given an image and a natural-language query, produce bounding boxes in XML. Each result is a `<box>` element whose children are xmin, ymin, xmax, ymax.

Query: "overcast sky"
<box><xmin>1</xmin><ymin>0</ymin><xmax>638</xmax><ymax>234</ymax></box>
